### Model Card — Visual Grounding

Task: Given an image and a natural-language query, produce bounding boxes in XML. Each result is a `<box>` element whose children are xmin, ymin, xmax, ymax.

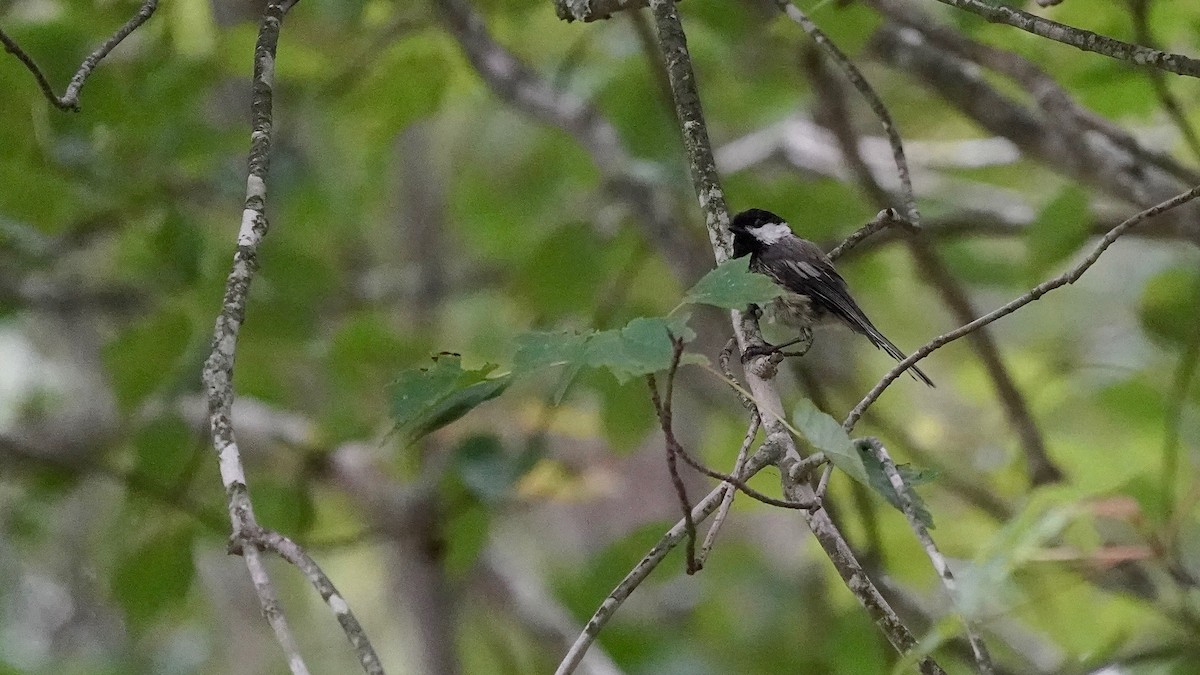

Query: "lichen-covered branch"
<box><xmin>200</xmin><ymin>1</ymin><xmax>382</xmax><ymax>672</ymax></box>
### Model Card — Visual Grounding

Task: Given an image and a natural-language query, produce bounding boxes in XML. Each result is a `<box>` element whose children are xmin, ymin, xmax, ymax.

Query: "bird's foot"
<box><xmin>742</xmin><ymin>330</ymin><xmax>814</xmax><ymax>363</ymax></box>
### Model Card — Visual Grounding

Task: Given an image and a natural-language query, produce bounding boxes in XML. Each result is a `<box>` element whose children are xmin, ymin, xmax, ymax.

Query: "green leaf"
<box><xmin>792</xmin><ymin>399</ymin><xmax>867</xmax><ymax>484</ymax></box>
<box><xmin>1027</xmin><ymin>185</ymin><xmax>1092</xmax><ymax>276</ymax></box>
<box><xmin>585</xmin><ymin>315</ymin><xmax>694</xmax><ymax>383</ymax></box>
<box><xmin>390</xmin><ymin>354</ymin><xmax>511</xmax><ymax>444</ymax></box>
<box><xmin>512</xmin><ymin>314</ymin><xmax>696</xmax><ymax>386</ymax></box>
<box><xmin>112</xmin><ymin>526</ymin><xmax>196</xmax><ymax>629</ymax></box>
<box><xmin>683</xmin><ymin>257</ymin><xmax>784</xmax><ymax>309</ymax></box>
<box><xmin>512</xmin><ymin>330</ymin><xmax>590</xmax><ymax>374</ymax></box>
<box><xmin>859</xmin><ymin>444</ymin><xmax>938</xmax><ymax>529</ymax></box>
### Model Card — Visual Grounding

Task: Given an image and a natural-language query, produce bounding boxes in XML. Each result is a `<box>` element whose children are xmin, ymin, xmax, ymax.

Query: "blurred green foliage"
<box><xmin>0</xmin><ymin>0</ymin><xmax>1199</xmax><ymax>673</ymax></box>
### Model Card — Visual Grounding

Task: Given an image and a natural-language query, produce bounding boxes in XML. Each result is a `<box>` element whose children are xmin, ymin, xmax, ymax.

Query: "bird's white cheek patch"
<box><xmin>753</xmin><ymin>222</ymin><xmax>792</xmax><ymax>244</ymax></box>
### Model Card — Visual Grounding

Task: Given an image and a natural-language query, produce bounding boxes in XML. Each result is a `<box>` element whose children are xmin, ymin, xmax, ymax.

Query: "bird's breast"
<box><xmin>767</xmin><ymin>293</ymin><xmax>827</xmax><ymax>328</ymax></box>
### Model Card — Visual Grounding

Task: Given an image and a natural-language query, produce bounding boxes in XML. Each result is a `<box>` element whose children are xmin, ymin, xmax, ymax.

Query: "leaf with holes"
<box><xmin>390</xmin><ymin>354</ymin><xmax>511</xmax><ymax>444</ymax></box>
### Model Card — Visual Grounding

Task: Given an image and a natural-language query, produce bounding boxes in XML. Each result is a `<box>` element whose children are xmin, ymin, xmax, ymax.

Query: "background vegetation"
<box><xmin>1</xmin><ymin>0</ymin><xmax>1199</xmax><ymax>672</ymax></box>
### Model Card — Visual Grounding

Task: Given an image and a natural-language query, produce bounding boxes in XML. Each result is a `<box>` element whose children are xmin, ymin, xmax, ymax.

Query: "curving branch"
<box><xmin>199</xmin><ymin>1</ymin><xmax>382</xmax><ymax>673</ymax></box>
<box><xmin>844</xmin><ymin>182</ymin><xmax>1200</xmax><ymax>432</ymax></box>
<box><xmin>0</xmin><ymin>0</ymin><xmax>159</xmax><ymax>112</ymax></box>
<box><xmin>869</xmin><ymin>16</ymin><xmax>1200</xmax><ymax>244</ymax></box>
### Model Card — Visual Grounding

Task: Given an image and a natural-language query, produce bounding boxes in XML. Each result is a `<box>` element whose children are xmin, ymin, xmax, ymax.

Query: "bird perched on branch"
<box><xmin>730</xmin><ymin>208</ymin><xmax>933</xmax><ymax>386</ymax></box>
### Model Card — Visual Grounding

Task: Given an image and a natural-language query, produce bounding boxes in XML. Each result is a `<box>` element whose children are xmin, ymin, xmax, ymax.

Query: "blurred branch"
<box><xmin>845</xmin><ymin>182</ymin><xmax>1200</xmax><ymax>432</ymax></box>
<box><xmin>433</xmin><ymin>0</ymin><xmax>710</xmax><ymax>282</ymax></box>
<box><xmin>199</xmin><ymin>2</ymin><xmax>382</xmax><ymax>673</ymax></box>
<box><xmin>0</xmin><ymin>434</ymin><xmax>228</xmax><ymax>533</ymax></box>
<box><xmin>864</xmin><ymin>438</ymin><xmax>995</xmax><ymax>674</ymax></box>
<box><xmin>1162</xmin><ymin>278</ymin><xmax>1200</xmax><ymax>520</ymax></box>
<box><xmin>927</xmin><ymin>0</ymin><xmax>1200</xmax><ymax>78</ymax></box>
<box><xmin>870</xmin><ymin>0</ymin><xmax>1200</xmax><ymax>186</ymax></box>
<box><xmin>0</xmin><ymin>0</ymin><xmax>158</xmax><ymax>111</ymax></box>
<box><xmin>870</xmin><ymin>18</ymin><xmax>1200</xmax><ymax>243</ymax></box>
<box><xmin>1129</xmin><ymin>0</ymin><xmax>1200</xmax><ymax>163</ymax></box>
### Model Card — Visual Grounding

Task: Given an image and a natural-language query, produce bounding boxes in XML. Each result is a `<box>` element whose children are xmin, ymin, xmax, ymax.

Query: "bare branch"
<box><xmin>646</xmin><ymin>345</ymin><xmax>700</xmax><ymax>574</ymax></box>
<box><xmin>698</xmin><ymin>412</ymin><xmax>759</xmax><ymax>565</ymax></box>
<box><xmin>0</xmin><ymin>0</ymin><xmax>159</xmax><ymax>111</ymax></box>
<box><xmin>863</xmin><ymin>439</ymin><xmax>995</xmax><ymax>674</ymax></box>
<box><xmin>553</xmin><ymin>0</ymin><xmax>666</xmax><ymax>23</ymax></box>
<box><xmin>845</xmin><ymin>182</ymin><xmax>1200</xmax><ymax>432</ymax></box>
<box><xmin>246</xmin><ymin>528</ymin><xmax>386</xmax><ymax>675</ymax></box>
<box><xmin>200</xmin><ymin>1</ymin><xmax>382</xmax><ymax>672</ymax></box>
<box><xmin>826</xmin><ymin>208</ymin><xmax>910</xmax><ymax>262</ymax></box>
<box><xmin>929</xmin><ymin>0</ymin><xmax>1200</xmax><ymax>78</ymax></box>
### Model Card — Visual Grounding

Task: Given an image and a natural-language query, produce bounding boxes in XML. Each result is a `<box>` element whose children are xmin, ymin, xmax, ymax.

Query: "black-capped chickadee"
<box><xmin>730</xmin><ymin>208</ymin><xmax>933</xmax><ymax>387</ymax></box>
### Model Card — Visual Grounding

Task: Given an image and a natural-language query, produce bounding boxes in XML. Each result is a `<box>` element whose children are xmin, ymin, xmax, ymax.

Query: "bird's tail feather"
<box><xmin>866</xmin><ymin>329</ymin><xmax>934</xmax><ymax>387</ymax></box>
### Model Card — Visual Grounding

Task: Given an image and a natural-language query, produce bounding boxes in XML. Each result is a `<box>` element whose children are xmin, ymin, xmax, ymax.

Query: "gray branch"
<box><xmin>200</xmin><ymin>1</ymin><xmax>383</xmax><ymax>672</ymax></box>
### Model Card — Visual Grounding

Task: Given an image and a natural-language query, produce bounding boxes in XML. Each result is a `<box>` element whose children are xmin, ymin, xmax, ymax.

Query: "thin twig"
<box><xmin>930</xmin><ymin>0</ymin><xmax>1200</xmax><ymax>79</ymax></box>
<box><xmin>248</xmin><ymin>528</ymin><xmax>386</xmax><ymax>675</ymax></box>
<box><xmin>845</xmin><ymin>182</ymin><xmax>1200</xmax><ymax>432</ymax></box>
<box><xmin>864</xmin><ymin>439</ymin><xmax>995</xmax><ymax>674</ymax></box>
<box><xmin>699</xmin><ymin>413</ymin><xmax>759</xmax><ymax>565</ymax></box>
<box><xmin>646</xmin><ymin>338</ymin><xmax>700</xmax><ymax>574</ymax></box>
<box><xmin>0</xmin><ymin>0</ymin><xmax>159</xmax><ymax>111</ymax></box>
<box><xmin>777</xmin><ymin>1</ymin><xmax>920</xmax><ymax>227</ymax></box>
<box><xmin>826</xmin><ymin>207</ymin><xmax>909</xmax><ymax>262</ymax></box>
<box><xmin>199</xmin><ymin>2</ymin><xmax>382</xmax><ymax>673</ymax></box>
<box><xmin>673</xmin><ymin>436</ymin><xmax>816</xmax><ymax>510</ymax></box>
